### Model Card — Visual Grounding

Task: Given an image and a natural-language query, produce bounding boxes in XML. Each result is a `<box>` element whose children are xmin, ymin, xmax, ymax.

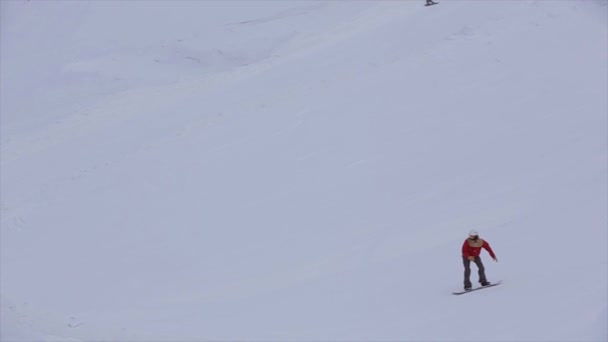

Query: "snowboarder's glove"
<box><xmin>493</xmin><ymin>257</ymin><xmax>498</xmax><ymax>262</ymax></box>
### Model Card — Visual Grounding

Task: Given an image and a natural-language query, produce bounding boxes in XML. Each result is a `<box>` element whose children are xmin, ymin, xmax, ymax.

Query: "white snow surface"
<box><xmin>1</xmin><ymin>0</ymin><xmax>607</xmax><ymax>341</ymax></box>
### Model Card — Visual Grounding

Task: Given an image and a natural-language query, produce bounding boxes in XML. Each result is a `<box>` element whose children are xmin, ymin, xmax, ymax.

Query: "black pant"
<box><xmin>463</xmin><ymin>256</ymin><xmax>487</xmax><ymax>287</ymax></box>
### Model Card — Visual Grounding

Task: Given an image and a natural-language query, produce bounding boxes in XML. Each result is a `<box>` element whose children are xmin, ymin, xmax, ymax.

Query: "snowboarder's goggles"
<box><xmin>468</xmin><ymin>235</ymin><xmax>479</xmax><ymax>240</ymax></box>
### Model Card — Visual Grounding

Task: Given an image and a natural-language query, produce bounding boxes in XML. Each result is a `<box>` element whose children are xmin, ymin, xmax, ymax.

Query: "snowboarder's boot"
<box><xmin>464</xmin><ymin>286</ymin><xmax>472</xmax><ymax>291</ymax></box>
<box><xmin>481</xmin><ymin>281</ymin><xmax>491</xmax><ymax>286</ymax></box>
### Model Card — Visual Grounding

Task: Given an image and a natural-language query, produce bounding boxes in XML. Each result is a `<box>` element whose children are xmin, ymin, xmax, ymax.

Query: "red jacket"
<box><xmin>462</xmin><ymin>238</ymin><xmax>496</xmax><ymax>259</ymax></box>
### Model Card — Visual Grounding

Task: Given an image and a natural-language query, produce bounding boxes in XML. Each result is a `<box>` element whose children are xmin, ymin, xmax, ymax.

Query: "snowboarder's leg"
<box><xmin>462</xmin><ymin>257</ymin><xmax>472</xmax><ymax>289</ymax></box>
<box><xmin>474</xmin><ymin>257</ymin><xmax>488</xmax><ymax>284</ymax></box>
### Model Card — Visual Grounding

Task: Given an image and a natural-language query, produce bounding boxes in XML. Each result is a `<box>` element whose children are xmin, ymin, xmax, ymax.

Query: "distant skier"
<box><xmin>462</xmin><ymin>230</ymin><xmax>497</xmax><ymax>290</ymax></box>
<box><xmin>425</xmin><ymin>0</ymin><xmax>438</xmax><ymax>6</ymax></box>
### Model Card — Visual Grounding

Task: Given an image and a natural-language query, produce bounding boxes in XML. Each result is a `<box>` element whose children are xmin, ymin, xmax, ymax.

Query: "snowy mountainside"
<box><xmin>1</xmin><ymin>1</ymin><xmax>606</xmax><ymax>341</ymax></box>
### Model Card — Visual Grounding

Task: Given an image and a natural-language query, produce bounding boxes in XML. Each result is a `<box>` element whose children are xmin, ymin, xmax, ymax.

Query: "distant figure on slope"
<box><xmin>462</xmin><ymin>230</ymin><xmax>497</xmax><ymax>291</ymax></box>
<box><xmin>425</xmin><ymin>0</ymin><xmax>438</xmax><ymax>6</ymax></box>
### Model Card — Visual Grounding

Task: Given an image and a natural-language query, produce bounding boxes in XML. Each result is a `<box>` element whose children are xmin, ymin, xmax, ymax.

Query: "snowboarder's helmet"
<box><xmin>469</xmin><ymin>230</ymin><xmax>479</xmax><ymax>238</ymax></box>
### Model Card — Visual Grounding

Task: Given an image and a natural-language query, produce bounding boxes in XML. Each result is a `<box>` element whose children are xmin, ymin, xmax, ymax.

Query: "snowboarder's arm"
<box><xmin>461</xmin><ymin>240</ymin><xmax>470</xmax><ymax>257</ymax></box>
<box><xmin>482</xmin><ymin>240</ymin><xmax>497</xmax><ymax>259</ymax></box>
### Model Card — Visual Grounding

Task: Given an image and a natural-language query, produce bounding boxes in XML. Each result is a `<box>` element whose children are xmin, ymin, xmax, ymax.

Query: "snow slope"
<box><xmin>1</xmin><ymin>0</ymin><xmax>607</xmax><ymax>341</ymax></box>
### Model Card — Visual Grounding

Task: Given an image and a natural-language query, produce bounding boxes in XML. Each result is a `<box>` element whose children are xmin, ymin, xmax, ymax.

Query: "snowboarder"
<box><xmin>462</xmin><ymin>230</ymin><xmax>497</xmax><ymax>291</ymax></box>
<box><xmin>425</xmin><ymin>0</ymin><xmax>438</xmax><ymax>6</ymax></box>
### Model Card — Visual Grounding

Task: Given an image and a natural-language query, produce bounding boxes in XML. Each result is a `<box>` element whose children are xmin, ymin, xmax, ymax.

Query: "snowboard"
<box><xmin>452</xmin><ymin>281</ymin><xmax>502</xmax><ymax>295</ymax></box>
<box><xmin>425</xmin><ymin>2</ymin><xmax>439</xmax><ymax>6</ymax></box>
